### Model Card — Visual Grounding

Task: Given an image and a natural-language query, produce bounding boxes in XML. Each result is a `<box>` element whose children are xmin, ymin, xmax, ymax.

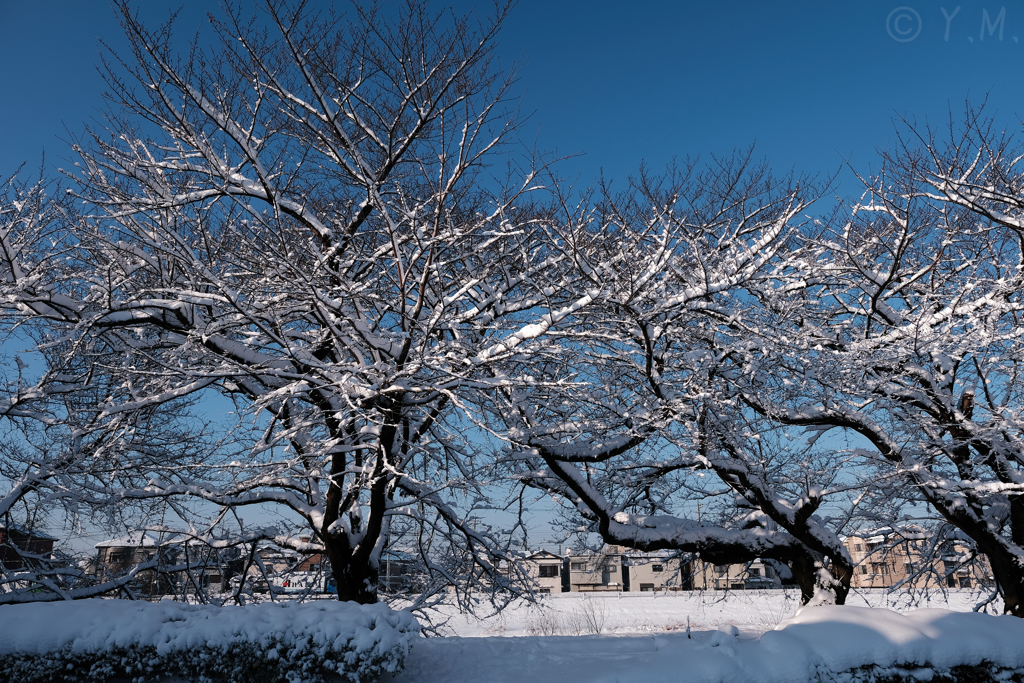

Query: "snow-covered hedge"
<box><xmin>0</xmin><ymin>599</ymin><xmax>420</xmax><ymax>683</ymax></box>
<box><xmin>763</xmin><ymin>606</ymin><xmax>1024</xmax><ymax>683</ymax></box>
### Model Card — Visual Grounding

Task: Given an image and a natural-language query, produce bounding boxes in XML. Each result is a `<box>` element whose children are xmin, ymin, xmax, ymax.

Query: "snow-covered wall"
<box><xmin>0</xmin><ymin>599</ymin><xmax>420</xmax><ymax>683</ymax></box>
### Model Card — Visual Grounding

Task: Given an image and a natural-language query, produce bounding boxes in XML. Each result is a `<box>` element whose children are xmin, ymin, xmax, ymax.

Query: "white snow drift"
<box><xmin>0</xmin><ymin>599</ymin><xmax>419</xmax><ymax>683</ymax></box>
<box><xmin>385</xmin><ymin>605</ymin><xmax>1024</xmax><ymax>683</ymax></box>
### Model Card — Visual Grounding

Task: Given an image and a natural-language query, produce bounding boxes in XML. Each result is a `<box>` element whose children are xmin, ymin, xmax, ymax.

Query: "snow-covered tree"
<box><xmin>34</xmin><ymin>0</ymin><xmax>612</xmax><ymax>605</ymax></box>
<box><xmin>484</xmin><ymin>157</ymin><xmax>856</xmax><ymax>605</ymax></box>
<box><xmin>732</xmin><ymin>109</ymin><xmax>1024</xmax><ymax>616</ymax></box>
<box><xmin>0</xmin><ymin>170</ymin><xmax>216</xmax><ymax>602</ymax></box>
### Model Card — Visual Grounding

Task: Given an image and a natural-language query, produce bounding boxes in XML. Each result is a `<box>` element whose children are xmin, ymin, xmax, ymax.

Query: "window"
<box><xmin>858</xmin><ymin>566</ymin><xmax>868</xmax><ymax>575</ymax></box>
<box><xmin>748</xmin><ymin>568</ymin><xmax>760</xmax><ymax>576</ymax></box>
<box><xmin>538</xmin><ymin>588</ymin><xmax>551</xmax><ymax>594</ymax></box>
<box><xmin>853</xmin><ymin>544</ymin><xmax>863</xmax><ymax>552</ymax></box>
<box><xmin>538</xmin><ymin>565</ymin><xmax>559</xmax><ymax>578</ymax></box>
<box><xmin>607</xmin><ymin>564</ymin><xmax>616</xmax><ymax>573</ymax></box>
<box><xmin>571</xmin><ymin>562</ymin><xmax>586</xmax><ymax>571</ymax></box>
<box><xmin>652</xmin><ymin>564</ymin><xmax>663</xmax><ymax>572</ymax></box>
<box><xmin>639</xmin><ymin>583</ymin><xmax>655</xmax><ymax>592</ymax></box>
<box><xmin>904</xmin><ymin>563</ymin><xmax>912</xmax><ymax>574</ymax></box>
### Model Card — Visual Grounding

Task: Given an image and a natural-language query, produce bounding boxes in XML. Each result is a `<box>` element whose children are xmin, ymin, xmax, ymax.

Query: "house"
<box><xmin>621</xmin><ymin>550</ymin><xmax>689</xmax><ymax>592</ymax></box>
<box><xmin>843</xmin><ymin>527</ymin><xmax>993</xmax><ymax>590</ymax></box>
<box><xmin>320</xmin><ymin>549</ymin><xmax>423</xmax><ymax>595</ymax></box>
<box><xmin>180</xmin><ymin>544</ymin><xmax>244</xmax><ymax>594</ymax></box>
<box><xmin>690</xmin><ymin>558</ymin><xmax>784</xmax><ymax>591</ymax></box>
<box><xmin>518</xmin><ymin>546</ymin><xmax>690</xmax><ymax>593</ymax></box>
<box><xmin>297</xmin><ymin>551</ymin><xmax>323</xmax><ymax>572</ymax></box>
<box><xmin>566</xmin><ymin>546</ymin><xmax>625</xmax><ymax>592</ymax></box>
<box><xmin>94</xmin><ymin>531</ymin><xmax>182</xmax><ymax>595</ymax></box>
<box><xmin>521</xmin><ymin>550</ymin><xmax>564</xmax><ymax>594</ymax></box>
<box><xmin>557</xmin><ymin>545</ymin><xmax>784</xmax><ymax>593</ymax></box>
<box><xmin>0</xmin><ymin>525</ymin><xmax>56</xmax><ymax>570</ymax></box>
<box><xmin>379</xmin><ymin>549</ymin><xmax>424</xmax><ymax>593</ymax></box>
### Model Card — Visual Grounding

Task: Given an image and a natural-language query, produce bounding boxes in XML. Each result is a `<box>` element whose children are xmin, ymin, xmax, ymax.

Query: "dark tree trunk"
<box><xmin>331</xmin><ymin>558</ymin><xmax>379</xmax><ymax>604</ymax></box>
<box><xmin>790</xmin><ymin>555</ymin><xmax>817</xmax><ymax>606</ymax></box>
<box><xmin>979</xmin><ymin>541</ymin><xmax>1024</xmax><ymax>618</ymax></box>
<box><xmin>788</xmin><ymin>553</ymin><xmax>850</xmax><ymax>606</ymax></box>
<box><xmin>922</xmin><ymin>489</ymin><xmax>1024</xmax><ymax>618</ymax></box>
<box><xmin>323</xmin><ymin>534</ymin><xmax>379</xmax><ymax>604</ymax></box>
<box><xmin>829</xmin><ymin>556</ymin><xmax>852</xmax><ymax>605</ymax></box>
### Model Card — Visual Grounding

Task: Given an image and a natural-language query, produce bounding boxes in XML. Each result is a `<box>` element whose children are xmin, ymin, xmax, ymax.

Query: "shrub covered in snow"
<box><xmin>765</xmin><ymin>606</ymin><xmax>1024</xmax><ymax>683</ymax></box>
<box><xmin>0</xmin><ymin>599</ymin><xmax>420</xmax><ymax>683</ymax></box>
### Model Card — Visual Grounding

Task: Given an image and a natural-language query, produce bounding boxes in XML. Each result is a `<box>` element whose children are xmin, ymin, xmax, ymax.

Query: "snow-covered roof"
<box><xmin>525</xmin><ymin>550</ymin><xmax>562</xmax><ymax>560</ymax></box>
<box><xmin>841</xmin><ymin>524</ymin><xmax>930</xmax><ymax>542</ymax></box>
<box><xmin>0</xmin><ymin>524</ymin><xmax>58</xmax><ymax>541</ymax></box>
<box><xmin>381</xmin><ymin>549</ymin><xmax>416</xmax><ymax>562</ymax></box>
<box><xmin>619</xmin><ymin>549</ymin><xmax>678</xmax><ymax>560</ymax></box>
<box><xmin>94</xmin><ymin>531</ymin><xmax>182</xmax><ymax>548</ymax></box>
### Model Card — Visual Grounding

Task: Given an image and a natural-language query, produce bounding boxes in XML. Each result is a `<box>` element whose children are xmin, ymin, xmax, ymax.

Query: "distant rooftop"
<box><xmin>1</xmin><ymin>524</ymin><xmax>58</xmax><ymax>541</ymax></box>
<box><xmin>94</xmin><ymin>531</ymin><xmax>182</xmax><ymax>548</ymax></box>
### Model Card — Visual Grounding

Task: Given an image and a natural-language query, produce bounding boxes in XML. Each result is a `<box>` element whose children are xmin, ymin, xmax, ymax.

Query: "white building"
<box><xmin>521</xmin><ymin>550</ymin><xmax>563</xmax><ymax>594</ymax></box>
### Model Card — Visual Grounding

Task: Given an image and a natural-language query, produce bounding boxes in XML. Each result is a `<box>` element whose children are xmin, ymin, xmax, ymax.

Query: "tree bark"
<box><xmin>978</xmin><ymin>540</ymin><xmax>1024</xmax><ymax>618</ymax></box>
<box><xmin>323</xmin><ymin>535</ymin><xmax>379</xmax><ymax>604</ymax></box>
<box><xmin>787</xmin><ymin>554</ymin><xmax>850</xmax><ymax>607</ymax></box>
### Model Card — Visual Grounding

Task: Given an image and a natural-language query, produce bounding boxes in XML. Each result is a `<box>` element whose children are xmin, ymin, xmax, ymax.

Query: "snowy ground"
<box><xmin>2</xmin><ymin>589</ymin><xmax>1013</xmax><ymax>683</ymax></box>
<box><xmin>382</xmin><ymin>589</ymin><xmax>1018</xmax><ymax>683</ymax></box>
<box><xmin>382</xmin><ymin>603</ymin><xmax>1024</xmax><ymax>683</ymax></box>
<box><xmin>418</xmin><ymin>587</ymin><xmax>1003</xmax><ymax>637</ymax></box>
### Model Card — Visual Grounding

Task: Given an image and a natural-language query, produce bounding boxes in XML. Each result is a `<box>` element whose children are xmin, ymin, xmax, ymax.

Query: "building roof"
<box><xmin>94</xmin><ymin>531</ymin><xmax>182</xmax><ymax>548</ymax></box>
<box><xmin>525</xmin><ymin>550</ymin><xmax>562</xmax><ymax>560</ymax></box>
<box><xmin>0</xmin><ymin>524</ymin><xmax>58</xmax><ymax>541</ymax></box>
<box><xmin>381</xmin><ymin>549</ymin><xmax>416</xmax><ymax>562</ymax></box>
<box><xmin>841</xmin><ymin>524</ymin><xmax>930</xmax><ymax>543</ymax></box>
<box><xmin>620</xmin><ymin>549</ymin><xmax>679</xmax><ymax>560</ymax></box>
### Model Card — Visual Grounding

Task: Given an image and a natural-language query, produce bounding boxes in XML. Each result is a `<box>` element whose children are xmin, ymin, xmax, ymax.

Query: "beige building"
<box><xmin>521</xmin><ymin>550</ymin><xmax>563</xmax><ymax>594</ymax></box>
<box><xmin>524</xmin><ymin>545</ymin><xmax>785</xmax><ymax>593</ymax></box>
<box><xmin>622</xmin><ymin>550</ymin><xmax>687</xmax><ymax>592</ymax></box>
<box><xmin>566</xmin><ymin>546</ymin><xmax>623</xmax><ymax>592</ymax></box>
<box><xmin>843</xmin><ymin>527</ymin><xmax>993</xmax><ymax>590</ymax></box>
<box><xmin>565</xmin><ymin>546</ymin><xmax>689</xmax><ymax>592</ymax></box>
<box><xmin>94</xmin><ymin>531</ymin><xmax>182</xmax><ymax>595</ymax></box>
<box><xmin>690</xmin><ymin>558</ymin><xmax>783</xmax><ymax>591</ymax></box>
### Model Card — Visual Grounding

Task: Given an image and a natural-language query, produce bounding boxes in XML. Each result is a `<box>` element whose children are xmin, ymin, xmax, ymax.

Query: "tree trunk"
<box><xmin>323</xmin><ymin>534</ymin><xmax>379</xmax><ymax>604</ymax></box>
<box><xmin>927</xmin><ymin>494</ymin><xmax>1024</xmax><ymax>617</ymax></box>
<box><xmin>790</xmin><ymin>556</ymin><xmax>817</xmax><ymax>606</ymax></box>
<box><xmin>980</xmin><ymin>541</ymin><xmax>1024</xmax><ymax>618</ymax></box>
<box><xmin>330</xmin><ymin>558</ymin><xmax>379</xmax><ymax>604</ymax></box>
<box><xmin>789</xmin><ymin>554</ymin><xmax>849</xmax><ymax>607</ymax></box>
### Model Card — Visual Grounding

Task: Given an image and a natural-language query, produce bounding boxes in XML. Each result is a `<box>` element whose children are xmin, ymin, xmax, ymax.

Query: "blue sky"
<box><xmin>4</xmin><ymin>1</ymin><xmax>1024</xmax><ymax>197</ymax></box>
<box><xmin>2</xmin><ymin>1</ymin><xmax>1024</xmax><ymax>548</ymax></box>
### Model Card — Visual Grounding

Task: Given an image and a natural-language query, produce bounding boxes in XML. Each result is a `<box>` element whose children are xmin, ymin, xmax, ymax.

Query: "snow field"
<box><xmin>425</xmin><ymin>588</ymin><xmax>1003</xmax><ymax>637</ymax></box>
<box><xmin>0</xmin><ymin>591</ymin><xmax>1016</xmax><ymax>683</ymax></box>
<box><xmin>385</xmin><ymin>596</ymin><xmax>1024</xmax><ymax>683</ymax></box>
